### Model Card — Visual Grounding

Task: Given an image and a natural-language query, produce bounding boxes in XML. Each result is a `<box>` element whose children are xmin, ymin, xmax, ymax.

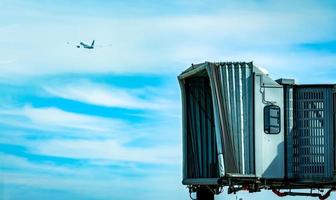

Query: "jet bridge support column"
<box><xmin>196</xmin><ymin>186</ymin><xmax>214</xmax><ymax>200</ymax></box>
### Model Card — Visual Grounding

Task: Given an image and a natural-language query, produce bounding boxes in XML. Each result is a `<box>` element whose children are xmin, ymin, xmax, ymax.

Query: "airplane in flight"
<box><xmin>77</xmin><ymin>40</ymin><xmax>95</xmax><ymax>49</ymax></box>
<box><xmin>67</xmin><ymin>40</ymin><xmax>111</xmax><ymax>49</ymax></box>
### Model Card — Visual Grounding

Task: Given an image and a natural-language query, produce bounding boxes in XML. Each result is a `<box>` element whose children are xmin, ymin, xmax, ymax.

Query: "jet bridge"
<box><xmin>178</xmin><ymin>62</ymin><xmax>336</xmax><ymax>200</ymax></box>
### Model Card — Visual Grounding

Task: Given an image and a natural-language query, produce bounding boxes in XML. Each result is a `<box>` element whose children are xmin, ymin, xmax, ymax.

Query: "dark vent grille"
<box><xmin>292</xmin><ymin>87</ymin><xmax>334</xmax><ymax>179</ymax></box>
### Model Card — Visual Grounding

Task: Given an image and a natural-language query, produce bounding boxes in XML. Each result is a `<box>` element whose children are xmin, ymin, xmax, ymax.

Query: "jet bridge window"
<box><xmin>264</xmin><ymin>105</ymin><xmax>281</xmax><ymax>134</ymax></box>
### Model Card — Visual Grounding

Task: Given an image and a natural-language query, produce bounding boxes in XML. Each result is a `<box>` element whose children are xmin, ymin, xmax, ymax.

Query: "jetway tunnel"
<box><xmin>178</xmin><ymin>62</ymin><xmax>336</xmax><ymax>200</ymax></box>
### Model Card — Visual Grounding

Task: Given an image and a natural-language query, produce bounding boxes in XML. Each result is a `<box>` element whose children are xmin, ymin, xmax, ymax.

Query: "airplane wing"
<box><xmin>94</xmin><ymin>44</ymin><xmax>113</xmax><ymax>48</ymax></box>
<box><xmin>67</xmin><ymin>42</ymin><xmax>80</xmax><ymax>48</ymax></box>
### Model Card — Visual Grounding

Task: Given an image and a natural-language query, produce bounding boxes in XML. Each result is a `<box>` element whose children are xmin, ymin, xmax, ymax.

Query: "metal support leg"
<box><xmin>196</xmin><ymin>186</ymin><xmax>214</xmax><ymax>200</ymax></box>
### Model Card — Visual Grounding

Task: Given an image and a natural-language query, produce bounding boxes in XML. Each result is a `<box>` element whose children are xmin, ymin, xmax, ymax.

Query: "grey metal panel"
<box><xmin>178</xmin><ymin>64</ymin><xmax>207</xmax><ymax>79</ymax></box>
<box><xmin>254</xmin><ymin>73</ymin><xmax>285</xmax><ymax>178</ymax></box>
<box><xmin>244</xmin><ymin>64</ymin><xmax>254</xmax><ymax>174</ymax></box>
<box><xmin>207</xmin><ymin>63</ymin><xmax>237</xmax><ymax>175</ymax></box>
<box><xmin>284</xmin><ymin>85</ymin><xmax>294</xmax><ymax>178</ymax></box>
<box><xmin>182</xmin><ymin>178</ymin><xmax>220</xmax><ymax>185</ymax></box>
<box><xmin>214</xmin><ymin>62</ymin><xmax>254</xmax><ymax>175</ymax></box>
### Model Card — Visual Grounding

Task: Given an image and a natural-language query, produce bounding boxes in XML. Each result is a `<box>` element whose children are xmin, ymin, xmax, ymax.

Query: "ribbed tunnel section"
<box><xmin>180</xmin><ymin>62</ymin><xmax>255</xmax><ymax>180</ymax></box>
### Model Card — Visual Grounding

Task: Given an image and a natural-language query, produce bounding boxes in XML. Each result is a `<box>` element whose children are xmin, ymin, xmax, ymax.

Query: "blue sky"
<box><xmin>0</xmin><ymin>0</ymin><xmax>336</xmax><ymax>200</ymax></box>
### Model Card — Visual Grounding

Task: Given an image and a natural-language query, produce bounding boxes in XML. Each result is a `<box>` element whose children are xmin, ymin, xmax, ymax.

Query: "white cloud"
<box><xmin>0</xmin><ymin>105</ymin><xmax>181</xmax><ymax>164</ymax></box>
<box><xmin>43</xmin><ymin>80</ymin><xmax>177</xmax><ymax>111</ymax></box>
<box><xmin>0</xmin><ymin>153</ymin><xmax>78</xmax><ymax>175</ymax></box>
<box><xmin>0</xmin><ymin>153</ymin><xmax>185</xmax><ymax>200</ymax></box>
<box><xmin>23</xmin><ymin>105</ymin><xmax>122</xmax><ymax>131</ymax></box>
<box><xmin>27</xmin><ymin>139</ymin><xmax>180</xmax><ymax>164</ymax></box>
<box><xmin>0</xmin><ymin>105</ymin><xmax>126</xmax><ymax>136</ymax></box>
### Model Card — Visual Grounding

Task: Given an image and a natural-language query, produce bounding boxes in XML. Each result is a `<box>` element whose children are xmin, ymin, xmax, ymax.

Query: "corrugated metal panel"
<box><xmin>291</xmin><ymin>87</ymin><xmax>334</xmax><ymax>180</ymax></box>
<box><xmin>179</xmin><ymin>62</ymin><xmax>256</xmax><ymax>180</ymax></box>
<box><xmin>207</xmin><ymin>63</ymin><xmax>237</xmax><ymax>174</ymax></box>
<box><xmin>179</xmin><ymin>63</ymin><xmax>254</xmax><ymax>179</ymax></box>
<box><xmin>215</xmin><ymin>62</ymin><xmax>254</xmax><ymax>174</ymax></box>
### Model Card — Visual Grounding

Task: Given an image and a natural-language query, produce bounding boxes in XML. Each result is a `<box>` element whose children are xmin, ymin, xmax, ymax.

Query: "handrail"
<box><xmin>272</xmin><ymin>188</ymin><xmax>335</xmax><ymax>200</ymax></box>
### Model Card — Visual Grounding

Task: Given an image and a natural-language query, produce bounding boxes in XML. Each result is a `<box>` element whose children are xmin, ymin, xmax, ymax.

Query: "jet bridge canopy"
<box><xmin>179</xmin><ymin>62</ymin><xmax>262</xmax><ymax>184</ymax></box>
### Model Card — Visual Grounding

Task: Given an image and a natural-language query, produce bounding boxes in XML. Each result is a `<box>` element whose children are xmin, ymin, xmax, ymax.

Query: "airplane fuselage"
<box><xmin>78</xmin><ymin>41</ymin><xmax>94</xmax><ymax>49</ymax></box>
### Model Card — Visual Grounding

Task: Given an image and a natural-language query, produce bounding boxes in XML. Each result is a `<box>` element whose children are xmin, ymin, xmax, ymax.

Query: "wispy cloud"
<box><xmin>23</xmin><ymin>105</ymin><xmax>125</xmax><ymax>132</ymax></box>
<box><xmin>1</xmin><ymin>153</ymin><xmax>185</xmax><ymax>200</ymax></box>
<box><xmin>0</xmin><ymin>104</ymin><xmax>181</xmax><ymax>164</ymax></box>
<box><xmin>0</xmin><ymin>105</ymin><xmax>126</xmax><ymax>136</ymax></box>
<box><xmin>27</xmin><ymin>139</ymin><xmax>180</xmax><ymax>164</ymax></box>
<box><xmin>43</xmin><ymin>80</ymin><xmax>177</xmax><ymax>111</ymax></box>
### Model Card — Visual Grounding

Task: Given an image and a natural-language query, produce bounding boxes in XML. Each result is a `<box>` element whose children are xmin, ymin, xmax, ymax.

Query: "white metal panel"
<box><xmin>254</xmin><ymin>73</ymin><xmax>285</xmax><ymax>178</ymax></box>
